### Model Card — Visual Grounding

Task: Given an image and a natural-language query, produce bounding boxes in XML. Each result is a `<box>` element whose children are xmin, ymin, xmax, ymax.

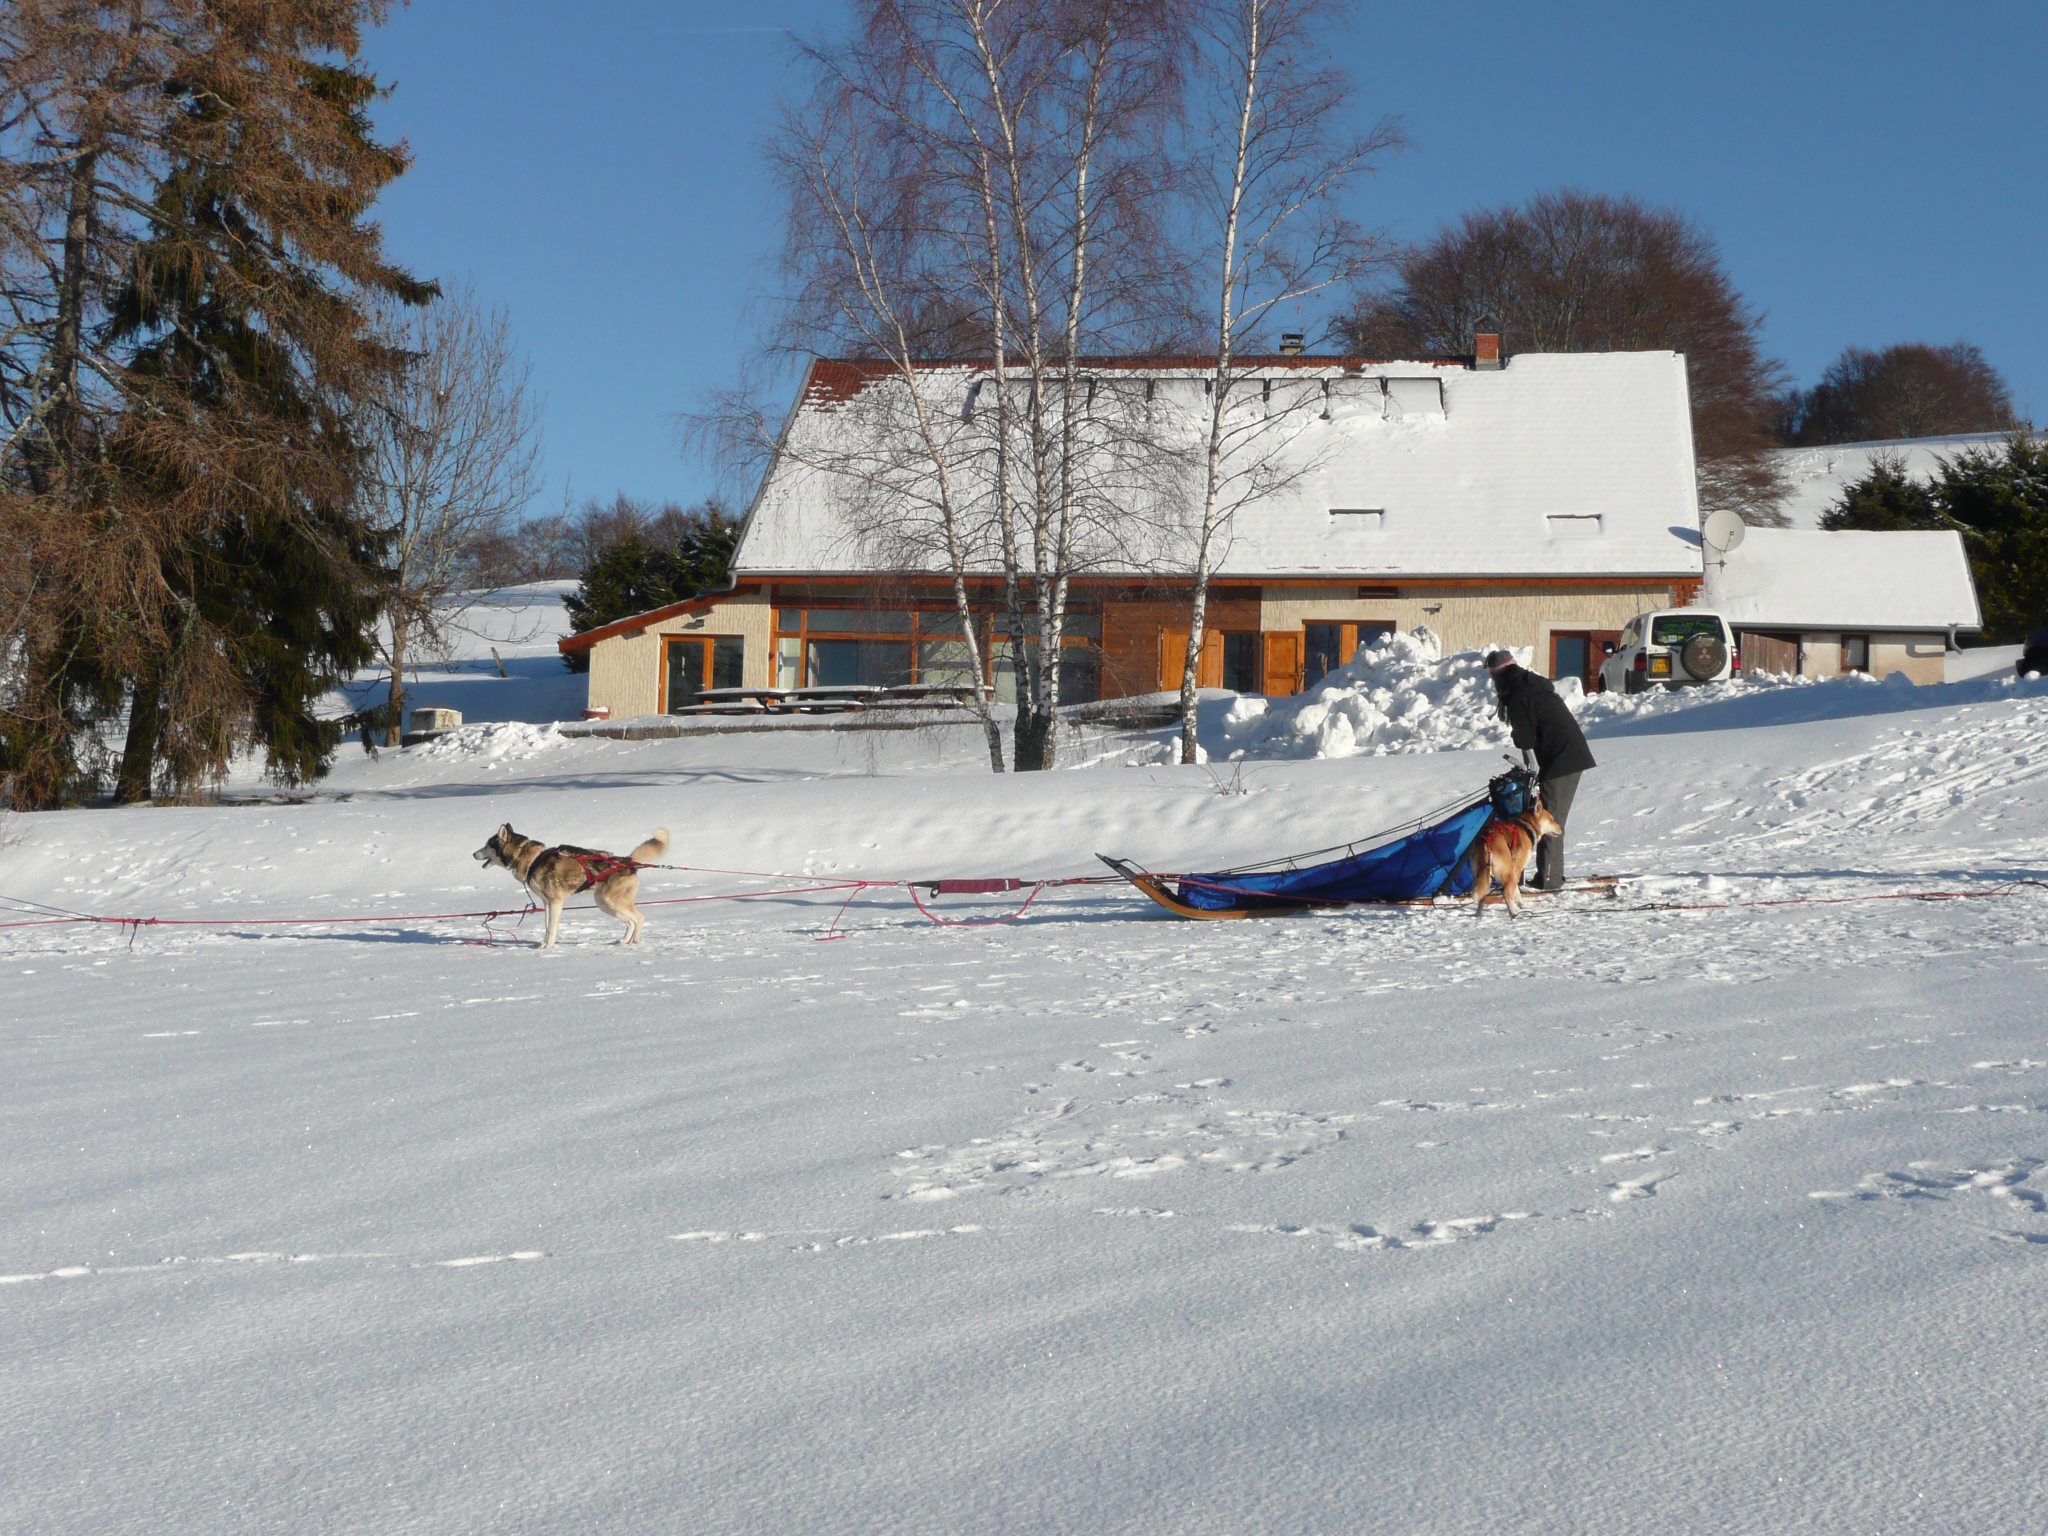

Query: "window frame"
<box><xmin>770</xmin><ymin>601</ymin><xmax>1100</xmax><ymax>696</ymax></box>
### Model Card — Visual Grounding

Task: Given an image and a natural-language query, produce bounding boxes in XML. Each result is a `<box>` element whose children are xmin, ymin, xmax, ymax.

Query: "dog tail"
<box><xmin>632</xmin><ymin>827</ymin><xmax>671</xmax><ymax>864</ymax></box>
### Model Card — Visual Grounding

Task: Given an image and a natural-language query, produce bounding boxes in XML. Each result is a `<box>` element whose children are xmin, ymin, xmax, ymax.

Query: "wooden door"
<box><xmin>1159</xmin><ymin>628</ymin><xmax>1224</xmax><ymax>691</ymax></box>
<box><xmin>1741</xmin><ymin>630</ymin><xmax>1799</xmax><ymax>676</ymax></box>
<box><xmin>1262</xmin><ymin>632</ymin><xmax>1302</xmax><ymax>697</ymax></box>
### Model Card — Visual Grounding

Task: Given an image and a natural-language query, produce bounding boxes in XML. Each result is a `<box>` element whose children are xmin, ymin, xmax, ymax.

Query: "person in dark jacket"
<box><xmin>1485</xmin><ymin>650</ymin><xmax>1596</xmax><ymax>891</ymax></box>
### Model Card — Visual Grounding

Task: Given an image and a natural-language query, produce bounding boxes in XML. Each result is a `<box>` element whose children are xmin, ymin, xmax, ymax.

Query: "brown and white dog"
<box><xmin>1467</xmin><ymin>805</ymin><xmax>1562</xmax><ymax>918</ymax></box>
<box><xmin>473</xmin><ymin>824</ymin><xmax>669</xmax><ymax>948</ymax></box>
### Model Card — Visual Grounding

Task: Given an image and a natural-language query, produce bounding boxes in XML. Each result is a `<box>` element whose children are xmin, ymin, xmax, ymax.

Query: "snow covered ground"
<box><xmin>6</xmin><ymin>634</ymin><xmax>2048</xmax><ymax>1533</ymax></box>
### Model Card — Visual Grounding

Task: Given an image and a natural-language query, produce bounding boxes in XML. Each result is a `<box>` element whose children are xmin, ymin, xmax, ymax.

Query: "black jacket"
<box><xmin>1494</xmin><ymin>664</ymin><xmax>1596</xmax><ymax>777</ymax></box>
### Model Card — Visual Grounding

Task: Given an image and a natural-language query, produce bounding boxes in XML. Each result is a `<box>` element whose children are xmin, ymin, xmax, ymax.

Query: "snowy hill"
<box><xmin>1771</xmin><ymin>429</ymin><xmax>2035</xmax><ymax>528</ymax></box>
<box><xmin>332</xmin><ymin>580</ymin><xmax>585</xmax><ymax>730</ymax></box>
<box><xmin>6</xmin><ymin>639</ymin><xmax>2048</xmax><ymax>1534</ymax></box>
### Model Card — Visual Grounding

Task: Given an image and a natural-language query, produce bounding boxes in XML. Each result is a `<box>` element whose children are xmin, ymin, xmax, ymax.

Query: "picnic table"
<box><xmin>866</xmin><ymin>684</ymin><xmax>980</xmax><ymax>710</ymax></box>
<box><xmin>677</xmin><ymin>684</ymin><xmax>985</xmax><ymax>717</ymax></box>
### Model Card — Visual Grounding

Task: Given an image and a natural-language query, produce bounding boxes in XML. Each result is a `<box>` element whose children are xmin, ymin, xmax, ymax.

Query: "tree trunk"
<box><xmin>115</xmin><ymin>670</ymin><xmax>165</xmax><ymax>805</ymax></box>
<box><xmin>384</xmin><ymin>617</ymin><xmax>408</xmax><ymax>746</ymax></box>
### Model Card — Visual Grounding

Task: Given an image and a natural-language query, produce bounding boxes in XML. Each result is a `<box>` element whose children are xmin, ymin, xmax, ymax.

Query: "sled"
<box><xmin>1100</xmin><ymin>853</ymin><xmax>1619</xmax><ymax>920</ymax></box>
<box><xmin>1098</xmin><ymin>768</ymin><xmax>1614</xmax><ymax>921</ymax></box>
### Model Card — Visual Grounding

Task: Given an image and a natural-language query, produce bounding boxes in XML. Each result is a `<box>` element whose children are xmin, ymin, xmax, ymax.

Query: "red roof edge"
<box><xmin>557</xmin><ymin>591</ymin><xmax>727</xmax><ymax>654</ymax></box>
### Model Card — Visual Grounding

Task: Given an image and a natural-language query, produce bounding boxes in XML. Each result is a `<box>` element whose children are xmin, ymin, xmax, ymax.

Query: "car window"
<box><xmin>1651</xmin><ymin>614</ymin><xmax>1725</xmax><ymax>646</ymax></box>
<box><xmin>1619</xmin><ymin>623</ymin><xmax>1637</xmax><ymax>647</ymax></box>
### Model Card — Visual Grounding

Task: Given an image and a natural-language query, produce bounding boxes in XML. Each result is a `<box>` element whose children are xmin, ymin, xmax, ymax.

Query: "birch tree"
<box><xmin>1173</xmin><ymin>0</ymin><xmax>1396</xmax><ymax>761</ymax></box>
<box><xmin>756</xmin><ymin>0</ymin><xmax>1184</xmax><ymax>772</ymax></box>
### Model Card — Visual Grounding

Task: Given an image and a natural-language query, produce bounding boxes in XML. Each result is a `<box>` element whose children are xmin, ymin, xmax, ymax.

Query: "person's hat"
<box><xmin>1483</xmin><ymin>650</ymin><xmax>1516</xmax><ymax>672</ymax></box>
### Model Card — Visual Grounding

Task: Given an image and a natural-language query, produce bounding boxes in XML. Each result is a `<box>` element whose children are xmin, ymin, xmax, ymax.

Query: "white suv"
<box><xmin>1600</xmin><ymin>608</ymin><xmax>1739</xmax><ymax>694</ymax></box>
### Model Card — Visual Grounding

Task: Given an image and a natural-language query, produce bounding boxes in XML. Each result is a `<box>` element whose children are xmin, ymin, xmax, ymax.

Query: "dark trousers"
<box><xmin>1533</xmin><ymin>770</ymin><xmax>1581</xmax><ymax>890</ymax></box>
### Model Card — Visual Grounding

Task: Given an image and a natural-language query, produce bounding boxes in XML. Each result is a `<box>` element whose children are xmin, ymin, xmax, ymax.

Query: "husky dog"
<box><xmin>1468</xmin><ymin>805</ymin><xmax>1563</xmax><ymax>918</ymax></box>
<box><xmin>474</xmin><ymin>824</ymin><xmax>669</xmax><ymax>948</ymax></box>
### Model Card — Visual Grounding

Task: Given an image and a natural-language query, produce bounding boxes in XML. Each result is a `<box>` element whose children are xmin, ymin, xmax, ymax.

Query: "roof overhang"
<box><xmin>557</xmin><ymin>591</ymin><xmax>730</xmax><ymax>655</ymax></box>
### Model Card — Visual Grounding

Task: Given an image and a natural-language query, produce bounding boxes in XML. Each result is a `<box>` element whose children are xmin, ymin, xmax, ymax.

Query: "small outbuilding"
<box><xmin>1705</xmin><ymin>528</ymin><xmax>1980</xmax><ymax>682</ymax></box>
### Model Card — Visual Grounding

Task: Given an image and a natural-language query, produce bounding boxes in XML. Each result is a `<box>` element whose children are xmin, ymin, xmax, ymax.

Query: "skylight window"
<box><xmin>1546</xmin><ymin>514</ymin><xmax>1603</xmax><ymax>537</ymax></box>
<box><xmin>1330</xmin><ymin>508</ymin><xmax>1385</xmax><ymax>530</ymax></box>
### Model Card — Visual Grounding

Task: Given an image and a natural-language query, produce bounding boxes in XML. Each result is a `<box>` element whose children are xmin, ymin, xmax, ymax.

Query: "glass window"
<box><xmin>800</xmin><ymin>609</ymin><xmax>913</xmax><ymax>635</ymax></box>
<box><xmin>712</xmin><ymin>636</ymin><xmax>744</xmax><ymax>691</ymax></box>
<box><xmin>1552</xmin><ymin>634</ymin><xmax>1590</xmax><ymax>685</ymax></box>
<box><xmin>806</xmin><ymin>639</ymin><xmax>912</xmax><ymax>688</ymax></box>
<box><xmin>1357</xmin><ymin>622</ymin><xmax>1395</xmax><ymax>653</ymax></box>
<box><xmin>990</xmin><ymin>653</ymin><xmax>1020</xmax><ymax>705</ymax></box>
<box><xmin>918</xmin><ymin>609</ymin><xmax>969</xmax><ymax>637</ymax></box>
<box><xmin>918</xmin><ymin>640</ymin><xmax>981</xmax><ymax>689</ymax></box>
<box><xmin>666</xmin><ymin>637</ymin><xmax>746</xmax><ymax>710</ymax></box>
<box><xmin>1221</xmin><ymin>632</ymin><xmax>1260</xmax><ymax>693</ymax></box>
<box><xmin>1304</xmin><ymin>622</ymin><xmax>1346</xmax><ymax>687</ymax></box>
<box><xmin>1842</xmin><ymin>634</ymin><xmax>1870</xmax><ymax>673</ymax></box>
<box><xmin>775</xmin><ymin>636</ymin><xmax>801</xmax><ymax>690</ymax></box>
<box><xmin>1059</xmin><ymin>649</ymin><xmax>1100</xmax><ymax>705</ymax></box>
<box><xmin>1650</xmin><ymin>614</ymin><xmax>1725</xmax><ymax>646</ymax></box>
<box><xmin>990</xmin><ymin>612</ymin><xmax>1102</xmax><ymax>640</ymax></box>
<box><xmin>666</xmin><ymin>641</ymin><xmax>705</xmax><ymax>712</ymax></box>
<box><xmin>774</xmin><ymin>609</ymin><xmax>801</xmax><ymax>633</ymax></box>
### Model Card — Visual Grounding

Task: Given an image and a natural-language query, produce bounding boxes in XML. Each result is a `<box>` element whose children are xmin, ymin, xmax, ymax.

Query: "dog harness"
<box><xmin>1481</xmin><ymin>816</ymin><xmax>1537</xmax><ymax>855</ymax></box>
<box><xmin>551</xmin><ymin>849</ymin><xmax>645</xmax><ymax>892</ymax></box>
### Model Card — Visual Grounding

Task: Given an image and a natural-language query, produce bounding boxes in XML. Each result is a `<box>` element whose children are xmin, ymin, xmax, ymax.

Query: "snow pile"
<box><xmin>1215</xmin><ymin>630</ymin><xmax>1519</xmax><ymax>760</ymax></box>
<box><xmin>1176</xmin><ymin>629</ymin><xmax>1890</xmax><ymax>764</ymax></box>
<box><xmin>409</xmin><ymin>719</ymin><xmax>565</xmax><ymax>766</ymax></box>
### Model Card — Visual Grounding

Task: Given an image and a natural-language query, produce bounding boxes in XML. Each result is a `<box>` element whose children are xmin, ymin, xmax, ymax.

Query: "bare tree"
<box><xmin>359</xmin><ymin>284</ymin><xmax>541</xmax><ymax>744</ymax></box>
<box><xmin>740</xmin><ymin>0</ymin><xmax>1186</xmax><ymax>771</ymax></box>
<box><xmin>1172</xmin><ymin>0</ymin><xmax>1398</xmax><ymax>761</ymax></box>
<box><xmin>1780</xmin><ymin>341</ymin><xmax>2016</xmax><ymax>446</ymax></box>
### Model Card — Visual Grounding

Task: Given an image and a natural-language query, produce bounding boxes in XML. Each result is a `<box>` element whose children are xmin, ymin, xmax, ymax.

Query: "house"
<box><xmin>562</xmin><ymin>345</ymin><xmax>1712</xmax><ymax>713</ymax></box>
<box><xmin>1704</xmin><ymin>527</ymin><xmax>1980</xmax><ymax>682</ymax></box>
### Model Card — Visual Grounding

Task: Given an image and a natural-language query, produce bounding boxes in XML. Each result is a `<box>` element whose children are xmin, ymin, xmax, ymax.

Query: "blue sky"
<box><xmin>363</xmin><ymin>1</ymin><xmax>2047</xmax><ymax>516</ymax></box>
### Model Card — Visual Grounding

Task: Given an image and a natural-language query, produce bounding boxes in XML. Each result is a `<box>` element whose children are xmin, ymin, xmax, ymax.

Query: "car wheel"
<box><xmin>1622</xmin><ymin>670</ymin><xmax>1642</xmax><ymax>695</ymax></box>
<box><xmin>1680</xmin><ymin>633</ymin><xmax>1728</xmax><ymax>681</ymax></box>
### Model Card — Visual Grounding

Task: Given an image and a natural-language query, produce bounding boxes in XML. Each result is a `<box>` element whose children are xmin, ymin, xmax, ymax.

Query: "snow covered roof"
<box><xmin>733</xmin><ymin>352</ymin><xmax>1703</xmax><ymax>581</ymax></box>
<box><xmin>1704</xmin><ymin>528</ymin><xmax>1981</xmax><ymax>633</ymax></box>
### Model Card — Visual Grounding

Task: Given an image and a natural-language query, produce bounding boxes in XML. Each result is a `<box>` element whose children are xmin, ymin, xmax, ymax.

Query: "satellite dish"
<box><xmin>1702</xmin><ymin>509</ymin><xmax>1747</xmax><ymax>556</ymax></box>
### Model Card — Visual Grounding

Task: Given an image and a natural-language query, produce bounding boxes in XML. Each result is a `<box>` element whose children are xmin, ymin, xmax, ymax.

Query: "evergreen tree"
<box><xmin>1937</xmin><ymin>431</ymin><xmax>2048</xmax><ymax>644</ymax></box>
<box><xmin>561</xmin><ymin>505</ymin><xmax>738</xmax><ymax>673</ymax></box>
<box><xmin>1817</xmin><ymin>454</ymin><xmax>1942</xmax><ymax>533</ymax></box>
<box><xmin>1</xmin><ymin>1</ymin><xmax>427</xmax><ymax>807</ymax></box>
<box><xmin>1822</xmin><ymin>430</ymin><xmax>2047</xmax><ymax>644</ymax></box>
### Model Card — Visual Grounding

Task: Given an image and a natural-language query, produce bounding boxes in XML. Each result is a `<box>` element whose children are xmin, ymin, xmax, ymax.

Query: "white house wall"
<box><xmin>582</xmin><ymin>591</ymin><xmax>771</xmax><ymax>718</ymax></box>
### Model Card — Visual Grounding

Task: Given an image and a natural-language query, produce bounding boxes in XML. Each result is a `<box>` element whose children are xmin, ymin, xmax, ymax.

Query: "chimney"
<box><xmin>1279</xmin><ymin>332</ymin><xmax>1305</xmax><ymax>356</ymax></box>
<box><xmin>1473</xmin><ymin>331</ymin><xmax>1502</xmax><ymax>370</ymax></box>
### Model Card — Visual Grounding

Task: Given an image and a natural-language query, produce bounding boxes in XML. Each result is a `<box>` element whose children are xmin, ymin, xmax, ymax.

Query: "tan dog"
<box><xmin>474</xmin><ymin>824</ymin><xmax>669</xmax><ymax>948</ymax></box>
<box><xmin>1468</xmin><ymin>806</ymin><xmax>1562</xmax><ymax>918</ymax></box>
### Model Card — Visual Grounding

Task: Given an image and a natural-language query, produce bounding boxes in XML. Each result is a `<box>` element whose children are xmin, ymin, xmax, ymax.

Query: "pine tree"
<box><xmin>1817</xmin><ymin>454</ymin><xmax>1943</xmax><ymax>533</ymax></box>
<box><xmin>561</xmin><ymin>505</ymin><xmax>738</xmax><ymax>673</ymax></box>
<box><xmin>1937</xmin><ymin>431</ymin><xmax>2047</xmax><ymax>644</ymax></box>
<box><xmin>1822</xmin><ymin>430</ymin><xmax>2047</xmax><ymax>644</ymax></box>
<box><xmin>1</xmin><ymin>0</ymin><xmax>428</xmax><ymax>807</ymax></box>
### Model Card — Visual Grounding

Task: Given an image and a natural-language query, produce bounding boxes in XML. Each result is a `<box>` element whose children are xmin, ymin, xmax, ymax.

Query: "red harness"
<box><xmin>552</xmin><ymin>849</ymin><xmax>645</xmax><ymax>891</ymax></box>
<box><xmin>1480</xmin><ymin>815</ymin><xmax>1539</xmax><ymax>858</ymax></box>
